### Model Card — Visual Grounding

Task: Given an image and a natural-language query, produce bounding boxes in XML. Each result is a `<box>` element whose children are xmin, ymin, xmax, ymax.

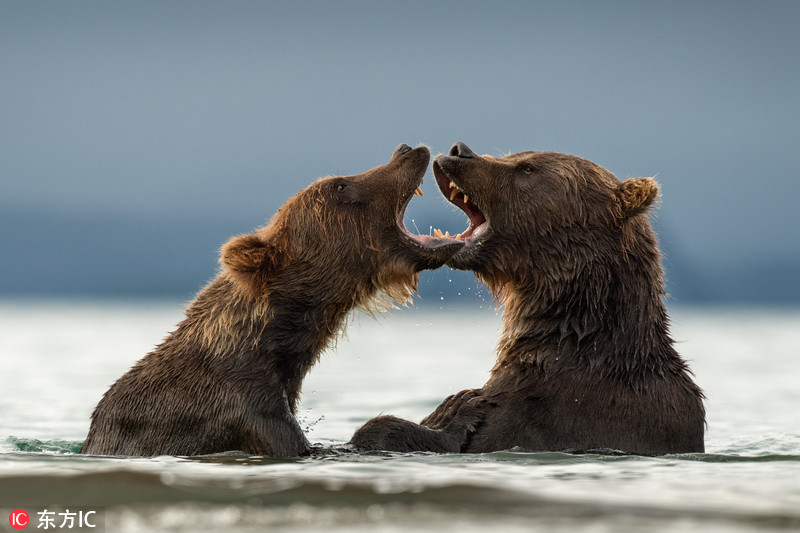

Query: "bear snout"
<box><xmin>448</xmin><ymin>142</ymin><xmax>476</xmax><ymax>159</ymax></box>
<box><xmin>393</xmin><ymin>143</ymin><xmax>413</xmax><ymax>157</ymax></box>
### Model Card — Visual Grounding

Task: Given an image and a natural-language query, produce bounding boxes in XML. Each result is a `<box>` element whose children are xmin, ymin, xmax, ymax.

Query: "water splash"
<box><xmin>3</xmin><ymin>436</ymin><xmax>84</xmax><ymax>454</ymax></box>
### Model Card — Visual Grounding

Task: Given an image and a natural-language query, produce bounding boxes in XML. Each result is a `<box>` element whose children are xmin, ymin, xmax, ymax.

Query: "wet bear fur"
<box><xmin>81</xmin><ymin>145</ymin><xmax>467</xmax><ymax>457</ymax></box>
<box><xmin>351</xmin><ymin>143</ymin><xmax>705</xmax><ymax>455</ymax></box>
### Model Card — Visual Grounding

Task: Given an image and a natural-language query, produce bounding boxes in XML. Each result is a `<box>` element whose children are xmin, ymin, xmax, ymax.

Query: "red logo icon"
<box><xmin>9</xmin><ymin>509</ymin><xmax>29</xmax><ymax>530</ymax></box>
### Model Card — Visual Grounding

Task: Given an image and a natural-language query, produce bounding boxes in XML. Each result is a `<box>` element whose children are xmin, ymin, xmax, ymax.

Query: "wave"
<box><xmin>1</xmin><ymin>468</ymin><xmax>799</xmax><ymax>531</ymax></box>
<box><xmin>3</xmin><ymin>436</ymin><xmax>800</xmax><ymax>462</ymax></box>
<box><xmin>3</xmin><ymin>436</ymin><xmax>800</xmax><ymax>531</ymax></box>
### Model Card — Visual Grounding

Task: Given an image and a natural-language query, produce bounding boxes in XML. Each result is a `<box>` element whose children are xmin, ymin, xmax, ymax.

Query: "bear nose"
<box><xmin>394</xmin><ymin>143</ymin><xmax>413</xmax><ymax>157</ymax></box>
<box><xmin>449</xmin><ymin>142</ymin><xmax>475</xmax><ymax>159</ymax></box>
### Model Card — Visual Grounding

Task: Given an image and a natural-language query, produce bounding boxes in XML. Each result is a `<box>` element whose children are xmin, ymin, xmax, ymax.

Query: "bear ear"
<box><xmin>220</xmin><ymin>233</ymin><xmax>275</xmax><ymax>277</ymax></box>
<box><xmin>616</xmin><ymin>177</ymin><xmax>659</xmax><ymax>218</ymax></box>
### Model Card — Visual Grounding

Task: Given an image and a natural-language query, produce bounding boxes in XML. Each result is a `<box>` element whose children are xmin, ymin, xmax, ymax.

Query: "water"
<box><xmin>1</xmin><ymin>299</ymin><xmax>799</xmax><ymax>532</ymax></box>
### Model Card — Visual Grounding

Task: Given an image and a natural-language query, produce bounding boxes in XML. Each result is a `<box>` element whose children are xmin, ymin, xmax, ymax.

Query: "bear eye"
<box><xmin>521</xmin><ymin>164</ymin><xmax>536</xmax><ymax>175</ymax></box>
<box><xmin>331</xmin><ymin>179</ymin><xmax>364</xmax><ymax>206</ymax></box>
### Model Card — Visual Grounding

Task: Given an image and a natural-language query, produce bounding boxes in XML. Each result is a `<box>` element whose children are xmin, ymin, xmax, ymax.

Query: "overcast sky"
<box><xmin>1</xmin><ymin>1</ymin><xmax>799</xmax><ymax>299</ymax></box>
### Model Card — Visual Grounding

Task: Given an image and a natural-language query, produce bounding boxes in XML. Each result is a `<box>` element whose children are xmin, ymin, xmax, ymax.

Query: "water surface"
<box><xmin>1</xmin><ymin>300</ymin><xmax>798</xmax><ymax>532</ymax></box>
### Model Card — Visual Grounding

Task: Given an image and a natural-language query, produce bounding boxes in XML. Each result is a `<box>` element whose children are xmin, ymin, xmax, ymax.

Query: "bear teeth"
<box><xmin>414</xmin><ymin>187</ymin><xmax>424</xmax><ymax>196</ymax></box>
<box><xmin>448</xmin><ymin>180</ymin><xmax>468</xmax><ymax>203</ymax></box>
<box><xmin>432</xmin><ymin>228</ymin><xmax>463</xmax><ymax>240</ymax></box>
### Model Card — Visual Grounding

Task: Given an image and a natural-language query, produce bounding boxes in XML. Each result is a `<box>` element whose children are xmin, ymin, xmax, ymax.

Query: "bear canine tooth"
<box><xmin>450</xmin><ymin>189</ymin><xmax>459</xmax><ymax>201</ymax></box>
<box><xmin>463</xmin><ymin>194</ymin><xmax>469</xmax><ymax>204</ymax></box>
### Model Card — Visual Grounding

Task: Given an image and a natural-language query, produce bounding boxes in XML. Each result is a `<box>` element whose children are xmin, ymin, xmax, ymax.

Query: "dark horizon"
<box><xmin>1</xmin><ymin>204</ymin><xmax>796</xmax><ymax>305</ymax></box>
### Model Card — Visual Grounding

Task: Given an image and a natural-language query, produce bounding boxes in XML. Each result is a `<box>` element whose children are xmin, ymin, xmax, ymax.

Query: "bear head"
<box><xmin>433</xmin><ymin>142</ymin><xmax>659</xmax><ymax>300</ymax></box>
<box><xmin>220</xmin><ymin>144</ymin><xmax>464</xmax><ymax>308</ymax></box>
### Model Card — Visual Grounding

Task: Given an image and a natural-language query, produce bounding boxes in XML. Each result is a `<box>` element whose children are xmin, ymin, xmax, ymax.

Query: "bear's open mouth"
<box><xmin>431</xmin><ymin>161</ymin><xmax>489</xmax><ymax>246</ymax></box>
<box><xmin>396</xmin><ymin>175</ymin><xmax>463</xmax><ymax>250</ymax></box>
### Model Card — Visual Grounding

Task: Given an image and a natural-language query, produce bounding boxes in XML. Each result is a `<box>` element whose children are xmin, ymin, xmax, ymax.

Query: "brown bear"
<box><xmin>350</xmin><ymin>142</ymin><xmax>705</xmax><ymax>455</ymax></box>
<box><xmin>80</xmin><ymin>144</ymin><xmax>476</xmax><ymax>457</ymax></box>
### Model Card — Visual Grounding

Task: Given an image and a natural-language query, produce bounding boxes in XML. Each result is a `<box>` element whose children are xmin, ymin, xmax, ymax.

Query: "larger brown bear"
<box><xmin>351</xmin><ymin>142</ymin><xmax>705</xmax><ymax>455</ymax></box>
<box><xmin>81</xmin><ymin>144</ymin><xmax>474</xmax><ymax>457</ymax></box>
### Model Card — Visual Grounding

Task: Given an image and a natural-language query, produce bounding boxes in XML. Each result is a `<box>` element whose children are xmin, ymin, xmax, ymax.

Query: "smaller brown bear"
<box><xmin>81</xmin><ymin>144</ymin><xmax>473</xmax><ymax>457</ymax></box>
<box><xmin>351</xmin><ymin>142</ymin><xmax>705</xmax><ymax>456</ymax></box>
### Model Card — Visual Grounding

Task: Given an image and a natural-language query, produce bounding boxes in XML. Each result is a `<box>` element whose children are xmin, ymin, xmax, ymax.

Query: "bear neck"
<box><xmin>176</xmin><ymin>273</ymin><xmax>364</xmax><ymax>412</ymax></box>
<box><xmin>493</xmin><ymin>235</ymin><xmax>681</xmax><ymax>379</ymax></box>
